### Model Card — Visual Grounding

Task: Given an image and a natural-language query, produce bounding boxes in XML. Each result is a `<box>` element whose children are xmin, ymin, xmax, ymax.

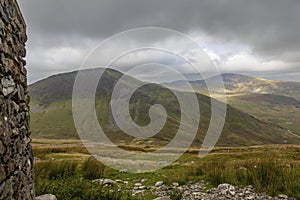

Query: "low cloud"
<box><xmin>19</xmin><ymin>0</ymin><xmax>300</xmax><ymax>83</ymax></box>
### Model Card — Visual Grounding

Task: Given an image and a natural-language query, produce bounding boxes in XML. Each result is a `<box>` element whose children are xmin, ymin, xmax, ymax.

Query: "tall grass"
<box><xmin>191</xmin><ymin>155</ymin><xmax>300</xmax><ymax>198</ymax></box>
<box><xmin>34</xmin><ymin>159</ymin><xmax>131</xmax><ymax>200</ymax></box>
<box><xmin>82</xmin><ymin>156</ymin><xmax>106</xmax><ymax>180</ymax></box>
<box><xmin>33</xmin><ymin>145</ymin><xmax>300</xmax><ymax>199</ymax></box>
<box><xmin>35</xmin><ymin>177</ymin><xmax>133</xmax><ymax>200</ymax></box>
<box><xmin>34</xmin><ymin>160</ymin><xmax>78</xmax><ymax>179</ymax></box>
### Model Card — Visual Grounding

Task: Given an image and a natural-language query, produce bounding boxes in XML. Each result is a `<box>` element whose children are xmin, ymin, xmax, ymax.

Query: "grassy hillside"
<box><xmin>29</xmin><ymin>68</ymin><xmax>300</xmax><ymax>146</ymax></box>
<box><xmin>228</xmin><ymin>93</ymin><xmax>300</xmax><ymax>136</ymax></box>
<box><xmin>166</xmin><ymin>73</ymin><xmax>300</xmax><ymax>137</ymax></box>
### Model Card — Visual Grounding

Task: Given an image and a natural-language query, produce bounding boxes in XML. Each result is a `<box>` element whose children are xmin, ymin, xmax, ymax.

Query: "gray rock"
<box><xmin>153</xmin><ymin>197</ymin><xmax>171</xmax><ymax>200</ymax></box>
<box><xmin>217</xmin><ymin>183</ymin><xmax>235</xmax><ymax>191</ymax></box>
<box><xmin>0</xmin><ymin>165</ymin><xmax>6</xmax><ymax>182</ymax></box>
<box><xmin>139</xmin><ymin>186</ymin><xmax>147</xmax><ymax>190</ymax></box>
<box><xmin>155</xmin><ymin>181</ymin><xmax>164</xmax><ymax>187</ymax></box>
<box><xmin>134</xmin><ymin>183</ymin><xmax>142</xmax><ymax>187</ymax></box>
<box><xmin>102</xmin><ymin>179</ymin><xmax>115</xmax><ymax>185</ymax></box>
<box><xmin>132</xmin><ymin>190</ymin><xmax>143</xmax><ymax>196</ymax></box>
<box><xmin>119</xmin><ymin>169</ymin><xmax>128</xmax><ymax>173</ymax></box>
<box><xmin>220</xmin><ymin>189</ymin><xmax>227</xmax><ymax>195</ymax></box>
<box><xmin>229</xmin><ymin>190</ymin><xmax>236</xmax><ymax>196</ymax></box>
<box><xmin>36</xmin><ymin>194</ymin><xmax>57</xmax><ymax>200</ymax></box>
<box><xmin>278</xmin><ymin>194</ymin><xmax>288</xmax><ymax>199</ymax></box>
<box><xmin>172</xmin><ymin>182</ymin><xmax>179</xmax><ymax>187</ymax></box>
<box><xmin>1</xmin><ymin>77</ymin><xmax>15</xmax><ymax>96</ymax></box>
<box><xmin>0</xmin><ymin>1</ymin><xmax>34</xmax><ymax>199</ymax></box>
<box><xmin>0</xmin><ymin>140</ymin><xmax>5</xmax><ymax>157</ymax></box>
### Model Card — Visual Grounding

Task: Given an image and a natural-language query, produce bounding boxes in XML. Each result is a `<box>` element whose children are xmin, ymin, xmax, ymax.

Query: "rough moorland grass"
<box><xmin>34</xmin><ymin>160</ymin><xmax>78</xmax><ymax>179</ymax></box>
<box><xmin>189</xmin><ymin>154</ymin><xmax>300</xmax><ymax>198</ymax></box>
<box><xmin>34</xmin><ymin>159</ymin><xmax>135</xmax><ymax>199</ymax></box>
<box><xmin>82</xmin><ymin>157</ymin><xmax>105</xmax><ymax>180</ymax></box>
<box><xmin>34</xmin><ymin>146</ymin><xmax>89</xmax><ymax>159</ymax></box>
<box><xmin>35</xmin><ymin>177</ymin><xmax>133</xmax><ymax>200</ymax></box>
<box><xmin>33</xmin><ymin>145</ymin><xmax>300</xmax><ymax>199</ymax></box>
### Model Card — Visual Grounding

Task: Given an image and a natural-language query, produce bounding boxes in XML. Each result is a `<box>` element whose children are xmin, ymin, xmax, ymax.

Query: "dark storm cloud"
<box><xmin>18</xmin><ymin>0</ymin><xmax>300</xmax><ymax>83</ymax></box>
<box><xmin>20</xmin><ymin>0</ymin><xmax>300</xmax><ymax>52</ymax></box>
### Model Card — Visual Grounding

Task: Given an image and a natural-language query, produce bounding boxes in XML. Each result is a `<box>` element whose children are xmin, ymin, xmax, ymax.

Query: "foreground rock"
<box><xmin>35</xmin><ymin>194</ymin><xmax>57</xmax><ymax>200</ymax></box>
<box><xmin>91</xmin><ymin>178</ymin><xmax>295</xmax><ymax>200</ymax></box>
<box><xmin>155</xmin><ymin>181</ymin><xmax>164</xmax><ymax>187</ymax></box>
<box><xmin>181</xmin><ymin>183</ymin><xmax>295</xmax><ymax>200</ymax></box>
<box><xmin>153</xmin><ymin>197</ymin><xmax>171</xmax><ymax>200</ymax></box>
<box><xmin>0</xmin><ymin>0</ymin><xmax>34</xmax><ymax>199</ymax></box>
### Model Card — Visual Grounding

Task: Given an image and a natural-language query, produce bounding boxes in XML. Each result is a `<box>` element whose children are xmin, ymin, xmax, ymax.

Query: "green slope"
<box><xmin>29</xmin><ymin>68</ymin><xmax>300</xmax><ymax>146</ymax></box>
<box><xmin>228</xmin><ymin>93</ymin><xmax>300</xmax><ymax>136</ymax></box>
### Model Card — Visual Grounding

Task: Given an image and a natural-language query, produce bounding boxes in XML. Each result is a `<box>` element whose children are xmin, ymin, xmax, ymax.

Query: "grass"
<box><xmin>32</xmin><ymin>140</ymin><xmax>300</xmax><ymax>199</ymax></box>
<box><xmin>227</xmin><ymin>94</ymin><xmax>300</xmax><ymax>136</ymax></box>
<box><xmin>35</xmin><ymin>177</ymin><xmax>133</xmax><ymax>200</ymax></box>
<box><xmin>82</xmin><ymin>157</ymin><xmax>106</xmax><ymax>180</ymax></box>
<box><xmin>190</xmin><ymin>155</ymin><xmax>300</xmax><ymax>197</ymax></box>
<box><xmin>34</xmin><ymin>160</ymin><xmax>78</xmax><ymax>179</ymax></box>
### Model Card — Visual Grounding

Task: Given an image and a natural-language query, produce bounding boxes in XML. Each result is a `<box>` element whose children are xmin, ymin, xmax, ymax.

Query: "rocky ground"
<box><xmin>37</xmin><ymin>179</ymin><xmax>296</xmax><ymax>200</ymax></box>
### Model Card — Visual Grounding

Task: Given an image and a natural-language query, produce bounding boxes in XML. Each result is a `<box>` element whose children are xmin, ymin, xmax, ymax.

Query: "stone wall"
<box><xmin>0</xmin><ymin>0</ymin><xmax>34</xmax><ymax>199</ymax></box>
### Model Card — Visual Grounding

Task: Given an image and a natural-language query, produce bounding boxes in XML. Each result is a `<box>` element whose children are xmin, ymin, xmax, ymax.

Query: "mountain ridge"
<box><xmin>29</xmin><ymin>68</ymin><xmax>300</xmax><ymax>147</ymax></box>
<box><xmin>165</xmin><ymin>73</ymin><xmax>300</xmax><ymax>100</ymax></box>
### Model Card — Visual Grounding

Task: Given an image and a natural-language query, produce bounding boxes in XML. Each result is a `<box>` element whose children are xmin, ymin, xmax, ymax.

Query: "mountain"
<box><xmin>165</xmin><ymin>73</ymin><xmax>300</xmax><ymax>100</ymax></box>
<box><xmin>28</xmin><ymin>69</ymin><xmax>300</xmax><ymax>147</ymax></box>
<box><xmin>227</xmin><ymin>93</ymin><xmax>300</xmax><ymax>136</ymax></box>
<box><xmin>165</xmin><ymin>73</ymin><xmax>300</xmax><ymax>136</ymax></box>
<box><xmin>229</xmin><ymin>93</ymin><xmax>300</xmax><ymax>107</ymax></box>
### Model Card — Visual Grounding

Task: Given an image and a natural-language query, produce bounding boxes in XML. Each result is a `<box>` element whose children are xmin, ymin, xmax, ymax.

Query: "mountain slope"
<box><xmin>29</xmin><ymin>69</ymin><xmax>300</xmax><ymax>147</ymax></box>
<box><xmin>165</xmin><ymin>73</ymin><xmax>300</xmax><ymax>100</ymax></box>
<box><xmin>165</xmin><ymin>73</ymin><xmax>300</xmax><ymax>137</ymax></box>
<box><xmin>228</xmin><ymin>93</ymin><xmax>300</xmax><ymax>136</ymax></box>
<box><xmin>229</xmin><ymin>93</ymin><xmax>300</xmax><ymax>106</ymax></box>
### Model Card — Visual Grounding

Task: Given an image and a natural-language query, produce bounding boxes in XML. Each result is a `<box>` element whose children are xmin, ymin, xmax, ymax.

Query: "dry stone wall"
<box><xmin>0</xmin><ymin>0</ymin><xmax>34</xmax><ymax>199</ymax></box>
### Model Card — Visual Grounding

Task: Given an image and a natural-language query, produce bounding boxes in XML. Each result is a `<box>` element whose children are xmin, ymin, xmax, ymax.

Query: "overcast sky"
<box><xmin>19</xmin><ymin>0</ymin><xmax>300</xmax><ymax>83</ymax></box>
